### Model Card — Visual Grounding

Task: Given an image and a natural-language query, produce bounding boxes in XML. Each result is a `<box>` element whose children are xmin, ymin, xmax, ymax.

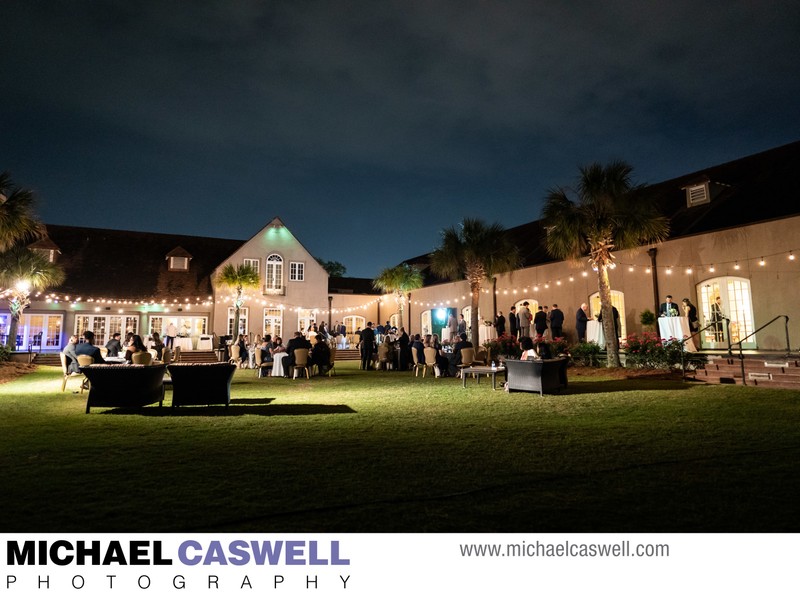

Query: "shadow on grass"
<box><xmin>100</xmin><ymin>404</ymin><xmax>357</xmax><ymax>417</ymax></box>
<box><xmin>563</xmin><ymin>378</ymin><xmax>695</xmax><ymax>394</ymax></box>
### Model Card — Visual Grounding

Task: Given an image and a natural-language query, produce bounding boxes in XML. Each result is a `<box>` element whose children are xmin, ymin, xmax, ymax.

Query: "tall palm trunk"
<box><xmin>596</xmin><ymin>265</ymin><xmax>621</xmax><ymax>367</ymax></box>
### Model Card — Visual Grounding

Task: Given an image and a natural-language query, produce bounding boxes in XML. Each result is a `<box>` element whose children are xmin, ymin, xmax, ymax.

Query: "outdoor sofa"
<box><xmin>167</xmin><ymin>362</ymin><xmax>236</xmax><ymax>407</ymax></box>
<box><xmin>504</xmin><ymin>358</ymin><xmax>569</xmax><ymax>396</ymax></box>
<box><xmin>82</xmin><ymin>364</ymin><xmax>166</xmax><ymax>413</ymax></box>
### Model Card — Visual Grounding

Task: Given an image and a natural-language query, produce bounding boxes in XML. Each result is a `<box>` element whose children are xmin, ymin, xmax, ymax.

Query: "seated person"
<box><xmin>260</xmin><ymin>335</ymin><xmax>274</xmax><ymax>362</ymax></box>
<box><xmin>452</xmin><ymin>332</ymin><xmax>473</xmax><ymax>365</ymax></box>
<box><xmin>520</xmin><ymin>337</ymin><xmax>540</xmax><ymax>360</ymax></box>
<box><xmin>105</xmin><ymin>332</ymin><xmax>123</xmax><ymax>358</ymax></box>
<box><xmin>270</xmin><ymin>336</ymin><xmax>286</xmax><ymax>355</ymax></box>
<box><xmin>281</xmin><ymin>331</ymin><xmax>312</xmax><ymax>377</ymax></box>
<box><xmin>124</xmin><ymin>334</ymin><xmax>147</xmax><ymax>363</ymax></box>
<box><xmin>75</xmin><ymin>330</ymin><xmax>106</xmax><ymax>364</ymax></box>
<box><xmin>63</xmin><ymin>334</ymin><xmax>81</xmax><ymax>373</ymax></box>
<box><xmin>311</xmin><ymin>334</ymin><xmax>331</xmax><ymax>375</ymax></box>
<box><xmin>150</xmin><ymin>332</ymin><xmax>165</xmax><ymax>360</ymax></box>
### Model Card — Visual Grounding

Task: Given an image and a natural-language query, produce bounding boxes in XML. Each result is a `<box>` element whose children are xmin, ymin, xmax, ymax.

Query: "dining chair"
<box><xmin>292</xmin><ymin>348</ymin><xmax>311</xmax><ymax>379</ymax></box>
<box><xmin>423</xmin><ymin>347</ymin><xmax>440</xmax><ymax>378</ymax></box>
<box><xmin>60</xmin><ymin>352</ymin><xmax>86</xmax><ymax>393</ymax></box>
<box><xmin>132</xmin><ymin>351</ymin><xmax>153</xmax><ymax>365</ymax></box>
<box><xmin>456</xmin><ymin>347</ymin><xmax>475</xmax><ymax>378</ymax></box>
<box><xmin>411</xmin><ymin>348</ymin><xmax>426</xmax><ymax>377</ymax></box>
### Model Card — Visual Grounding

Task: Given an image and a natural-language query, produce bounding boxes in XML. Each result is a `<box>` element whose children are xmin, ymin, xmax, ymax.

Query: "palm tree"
<box><xmin>214</xmin><ymin>263</ymin><xmax>260</xmax><ymax>337</ymax></box>
<box><xmin>373</xmin><ymin>263</ymin><xmax>424</xmax><ymax>327</ymax></box>
<box><xmin>0</xmin><ymin>172</ymin><xmax>45</xmax><ymax>252</ymax></box>
<box><xmin>429</xmin><ymin>218</ymin><xmax>520</xmax><ymax>342</ymax></box>
<box><xmin>542</xmin><ymin>161</ymin><xmax>669</xmax><ymax>367</ymax></box>
<box><xmin>0</xmin><ymin>246</ymin><xmax>65</xmax><ymax>349</ymax></box>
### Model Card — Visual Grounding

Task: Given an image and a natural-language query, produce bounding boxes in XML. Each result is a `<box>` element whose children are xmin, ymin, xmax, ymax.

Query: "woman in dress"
<box><xmin>125</xmin><ymin>334</ymin><xmax>147</xmax><ymax>363</ymax></box>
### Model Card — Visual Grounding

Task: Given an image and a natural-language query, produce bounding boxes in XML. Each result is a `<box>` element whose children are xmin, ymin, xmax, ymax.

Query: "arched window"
<box><xmin>264</xmin><ymin>254</ymin><xmax>283</xmax><ymax>292</ymax></box>
<box><xmin>698</xmin><ymin>277</ymin><xmax>755</xmax><ymax>348</ymax></box>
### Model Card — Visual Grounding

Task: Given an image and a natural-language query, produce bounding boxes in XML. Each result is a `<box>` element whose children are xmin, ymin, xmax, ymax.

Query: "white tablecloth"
<box><xmin>478</xmin><ymin>325</ymin><xmax>497</xmax><ymax>345</ymax></box>
<box><xmin>658</xmin><ymin>317</ymin><xmax>697</xmax><ymax>352</ymax></box>
<box><xmin>271</xmin><ymin>352</ymin><xmax>288</xmax><ymax>377</ymax></box>
<box><xmin>586</xmin><ymin>320</ymin><xmax>605</xmax><ymax>345</ymax></box>
<box><xmin>174</xmin><ymin>337</ymin><xmax>193</xmax><ymax>351</ymax></box>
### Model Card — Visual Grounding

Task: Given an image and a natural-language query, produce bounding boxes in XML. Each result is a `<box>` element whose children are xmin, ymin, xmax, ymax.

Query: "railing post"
<box><xmin>726</xmin><ymin>318</ymin><xmax>733</xmax><ymax>357</ymax></box>
<box><xmin>785</xmin><ymin>315</ymin><xmax>791</xmax><ymax>357</ymax></box>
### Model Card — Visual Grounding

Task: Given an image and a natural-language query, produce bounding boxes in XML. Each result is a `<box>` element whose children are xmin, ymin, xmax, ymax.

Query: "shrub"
<box><xmin>483</xmin><ymin>333</ymin><xmax>522</xmax><ymax>360</ymax></box>
<box><xmin>570</xmin><ymin>341</ymin><xmax>603</xmax><ymax>367</ymax></box>
<box><xmin>623</xmin><ymin>332</ymin><xmax>684</xmax><ymax>369</ymax></box>
<box><xmin>0</xmin><ymin>345</ymin><xmax>11</xmax><ymax>363</ymax></box>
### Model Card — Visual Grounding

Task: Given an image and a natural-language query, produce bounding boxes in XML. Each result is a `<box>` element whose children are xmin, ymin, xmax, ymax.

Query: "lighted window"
<box><xmin>169</xmin><ymin>256</ymin><xmax>189</xmax><ymax>271</ymax></box>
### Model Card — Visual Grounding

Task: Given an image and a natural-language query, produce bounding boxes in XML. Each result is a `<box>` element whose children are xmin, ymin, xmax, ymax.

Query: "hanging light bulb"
<box><xmin>734</xmin><ymin>262</ymin><xmax>740</xmax><ymax>270</ymax></box>
<box><xmin>759</xmin><ymin>257</ymin><xmax>765</xmax><ymax>266</ymax></box>
<box><xmin>709</xmin><ymin>264</ymin><xmax>715</xmax><ymax>273</ymax></box>
<box><xmin>685</xmin><ymin>267</ymin><xmax>692</xmax><ymax>274</ymax></box>
<box><xmin>790</xmin><ymin>251</ymin><xmax>796</xmax><ymax>261</ymax></box>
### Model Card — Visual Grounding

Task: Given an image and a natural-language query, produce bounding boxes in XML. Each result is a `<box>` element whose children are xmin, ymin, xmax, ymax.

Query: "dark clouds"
<box><xmin>2</xmin><ymin>0</ymin><xmax>799</xmax><ymax>276</ymax></box>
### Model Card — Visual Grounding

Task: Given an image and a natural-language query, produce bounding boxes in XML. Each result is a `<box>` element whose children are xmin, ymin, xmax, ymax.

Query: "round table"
<box><xmin>271</xmin><ymin>352</ymin><xmax>288</xmax><ymax>377</ymax></box>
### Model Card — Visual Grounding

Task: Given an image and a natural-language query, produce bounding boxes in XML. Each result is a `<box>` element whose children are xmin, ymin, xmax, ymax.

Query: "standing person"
<box><xmin>575</xmin><ymin>303</ymin><xmax>589</xmax><ymax>342</ymax></box>
<box><xmin>549</xmin><ymin>304</ymin><xmax>564</xmax><ymax>339</ymax></box>
<box><xmin>598</xmin><ymin>306</ymin><xmax>621</xmax><ymax>339</ymax></box>
<box><xmin>542</xmin><ymin>305</ymin><xmax>551</xmax><ymax>340</ymax></box>
<box><xmin>711</xmin><ymin>296</ymin><xmax>725</xmax><ymax>342</ymax></box>
<box><xmin>397</xmin><ymin>327</ymin><xmax>410</xmax><ymax>371</ymax></box>
<box><xmin>360</xmin><ymin>322</ymin><xmax>376</xmax><ymax>370</ymax></box>
<box><xmin>457</xmin><ymin>314</ymin><xmax>467</xmax><ymax>337</ymax></box>
<box><xmin>508</xmin><ymin>305</ymin><xmax>518</xmax><ymax>338</ymax></box>
<box><xmin>494</xmin><ymin>310</ymin><xmax>506</xmax><ymax>336</ymax></box>
<box><xmin>682</xmin><ymin>298</ymin><xmax>700</xmax><ymax>349</ymax></box>
<box><xmin>518</xmin><ymin>302</ymin><xmax>532</xmax><ymax>337</ymax></box>
<box><xmin>165</xmin><ymin>322</ymin><xmax>177</xmax><ymax>349</ymax></box>
<box><xmin>447</xmin><ymin>312</ymin><xmax>458</xmax><ymax>342</ymax></box>
<box><xmin>533</xmin><ymin>306</ymin><xmax>547</xmax><ymax>338</ymax></box>
<box><xmin>659</xmin><ymin>295</ymin><xmax>680</xmax><ymax>317</ymax></box>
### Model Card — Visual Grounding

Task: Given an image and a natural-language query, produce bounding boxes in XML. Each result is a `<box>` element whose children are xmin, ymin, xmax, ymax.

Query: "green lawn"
<box><xmin>1</xmin><ymin>362</ymin><xmax>798</xmax><ymax>533</ymax></box>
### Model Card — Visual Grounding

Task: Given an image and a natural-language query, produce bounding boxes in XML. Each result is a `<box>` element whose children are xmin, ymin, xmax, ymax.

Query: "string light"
<box><xmin>759</xmin><ymin>257</ymin><xmax>765</xmax><ymax>266</ymax></box>
<box><xmin>790</xmin><ymin>252</ymin><xmax>796</xmax><ymax>261</ymax></box>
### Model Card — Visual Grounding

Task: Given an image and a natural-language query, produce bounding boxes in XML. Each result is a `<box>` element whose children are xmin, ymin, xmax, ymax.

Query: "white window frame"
<box><xmin>289</xmin><ymin>261</ymin><xmax>305</xmax><ymax>282</ymax></box>
<box><xmin>227</xmin><ymin>307</ymin><xmax>249</xmax><ymax>336</ymax></box>
<box><xmin>243</xmin><ymin>258</ymin><xmax>260</xmax><ymax>275</ymax></box>
<box><xmin>265</xmin><ymin>254</ymin><xmax>283</xmax><ymax>292</ymax></box>
<box><xmin>589</xmin><ymin>290</ymin><xmax>627</xmax><ymax>339</ymax></box>
<box><xmin>262</xmin><ymin>308</ymin><xmax>283</xmax><ymax>341</ymax></box>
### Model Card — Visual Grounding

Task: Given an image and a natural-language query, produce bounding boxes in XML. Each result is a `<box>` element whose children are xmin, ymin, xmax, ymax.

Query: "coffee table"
<box><xmin>461</xmin><ymin>365</ymin><xmax>506</xmax><ymax>390</ymax></box>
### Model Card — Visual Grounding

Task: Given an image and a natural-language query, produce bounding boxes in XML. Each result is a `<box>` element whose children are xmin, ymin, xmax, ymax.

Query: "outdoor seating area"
<box><xmin>504</xmin><ymin>358</ymin><xmax>569</xmax><ymax>396</ymax></box>
<box><xmin>167</xmin><ymin>362</ymin><xmax>236</xmax><ymax>407</ymax></box>
<box><xmin>82</xmin><ymin>363</ymin><xmax>166</xmax><ymax>413</ymax></box>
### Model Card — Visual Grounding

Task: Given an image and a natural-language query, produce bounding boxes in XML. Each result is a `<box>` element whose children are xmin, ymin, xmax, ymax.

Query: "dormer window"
<box><xmin>165</xmin><ymin>246</ymin><xmax>192</xmax><ymax>271</ymax></box>
<box><xmin>685</xmin><ymin>182</ymin><xmax>710</xmax><ymax>207</ymax></box>
<box><xmin>169</xmin><ymin>256</ymin><xmax>189</xmax><ymax>271</ymax></box>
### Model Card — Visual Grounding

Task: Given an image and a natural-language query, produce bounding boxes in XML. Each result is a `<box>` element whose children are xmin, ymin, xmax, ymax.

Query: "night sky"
<box><xmin>2</xmin><ymin>1</ymin><xmax>799</xmax><ymax>278</ymax></box>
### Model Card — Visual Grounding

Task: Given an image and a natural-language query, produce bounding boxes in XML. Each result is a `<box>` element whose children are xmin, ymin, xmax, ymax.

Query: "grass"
<box><xmin>1</xmin><ymin>361</ymin><xmax>799</xmax><ymax>533</ymax></box>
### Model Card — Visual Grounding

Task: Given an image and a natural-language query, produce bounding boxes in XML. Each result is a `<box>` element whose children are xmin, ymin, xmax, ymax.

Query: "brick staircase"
<box><xmin>335</xmin><ymin>348</ymin><xmax>361</xmax><ymax>361</ymax></box>
<box><xmin>33</xmin><ymin>353</ymin><xmax>61</xmax><ymax>367</ymax></box>
<box><xmin>693</xmin><ymin>354</ymin><xmax>800</xmax><ymax>389</ymax></box>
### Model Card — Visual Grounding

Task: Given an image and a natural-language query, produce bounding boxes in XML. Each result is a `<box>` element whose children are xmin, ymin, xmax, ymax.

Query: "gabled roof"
<box><xmin>41</xmin><ymin>225</ymin><xmax>244</xmax><ymax>300</ymax></box>
<box><xmin>402</xmin><ymin>140</ymin><xmax>800</xmax><ymax>285</ymax></box>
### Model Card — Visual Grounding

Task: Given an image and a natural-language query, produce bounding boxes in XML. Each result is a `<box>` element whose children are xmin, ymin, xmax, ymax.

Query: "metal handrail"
<box><xmin>730</xmin><ymin>315</ymin><xmax>791</xmax><ymax>386</ymax></box>
<box><xmin>678</xmin><ymin>320</ymin><xmax>717</xmax><ymax>379</ymax></box>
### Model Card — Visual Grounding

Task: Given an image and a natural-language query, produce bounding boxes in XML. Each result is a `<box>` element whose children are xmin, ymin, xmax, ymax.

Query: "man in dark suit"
<box><xmin>508</xmin><ymin>306</ymin><xmax>518</xmax><ymax>338</ymax></box>
<box><xmin>659</xmin><ymin>295</ymin><xmax>680</xmax><ymax>317</ymax></box>
<box><xmin>452</xmin><ymin>332</ymin><xmax>473</xmax><ymax>365</ymax></box>
<box><xmin>282</xmin><ymin>331</ymin><xmax>312</xmax><ymax>377</ymax></box>
<box><xmin>575</xmin><ymin>303</ymin><xmax>589</xmax><ymax>342</ymax></box>
<box><xmin>360</xmin><ymin>322</ymin><xmax>376</xmax><ymax>370</ymax></box>
<box><xmin>494</xmin><ymin>311</ymin><xmax>506</xmax><ymax>336</ymax></box>
<box><xmin>549</xmin><ymin>304</ymin><xmax>565</xmax><ymax>339</ymax></box>
<box><xmin>533</xmin><ymin>306</ymin><xmax>548</xmax><ymax>338</ymax></box>
<box><xmin>75</xmin><ymin>330</ymin><xmax>105</xmax><ymax>364</ymax></box>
